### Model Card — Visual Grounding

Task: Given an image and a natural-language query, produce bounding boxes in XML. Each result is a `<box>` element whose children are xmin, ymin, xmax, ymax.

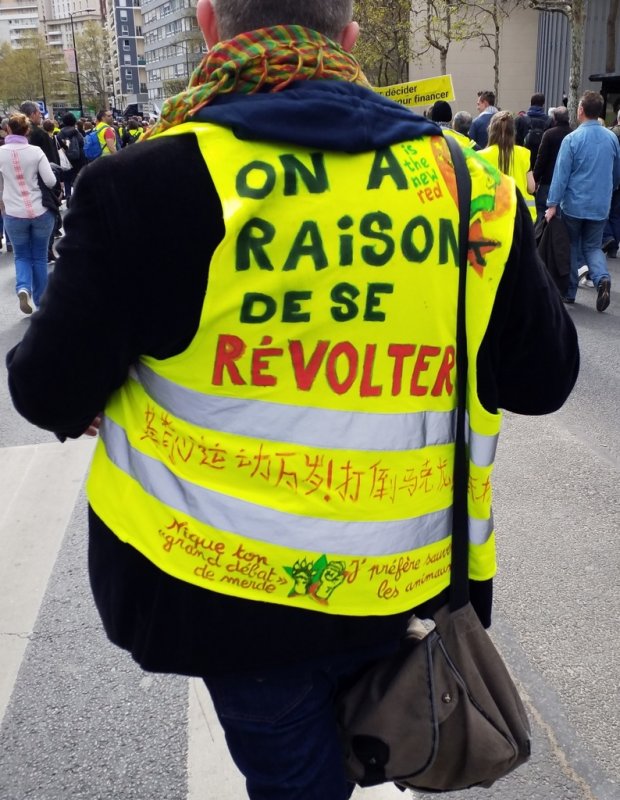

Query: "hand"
<box><xmin>544</xmin><ymin>206</ymin><xmax>557</xmax><ymax>223</ymax></box>
<box><xmin>83</xmin><ymin>415</ymin><xmax>102</xmax><ymax>437</ymax></box>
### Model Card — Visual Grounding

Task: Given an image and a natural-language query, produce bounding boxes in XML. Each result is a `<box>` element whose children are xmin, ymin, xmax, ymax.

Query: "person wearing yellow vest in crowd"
<box><xmin>6</xmin><ymin>1</ymin><xmax>579</xmax><ymax>797</ymax></box>
<box><xmin>94</xmin><ymin>109</ymin><xmax>118</xmax><ymax>156</ymax></box>
<box><xmin>480</xmin><ymin>110</ymin><xmax>537</xmax><ymax>221</ymax></box>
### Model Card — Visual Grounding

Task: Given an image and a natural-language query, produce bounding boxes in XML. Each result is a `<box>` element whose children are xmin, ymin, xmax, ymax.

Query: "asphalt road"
<box><xmin>0</xmin><ymin>245</ymin><xmax>618</xmax><ymax>800</ymax></box>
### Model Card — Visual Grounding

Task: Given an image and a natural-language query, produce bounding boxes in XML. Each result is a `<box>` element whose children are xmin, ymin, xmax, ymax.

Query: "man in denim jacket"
<box><xmin>545</xmin><ymin>91</ymin><xmax>620</xmax><ymax>312</ymax></box>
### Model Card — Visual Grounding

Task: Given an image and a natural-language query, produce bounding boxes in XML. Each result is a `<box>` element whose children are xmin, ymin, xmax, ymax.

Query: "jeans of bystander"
<box><xmin>3</xmin><ymin>211</ymin><xmax>56</xmax><ymax>306</ymax></box>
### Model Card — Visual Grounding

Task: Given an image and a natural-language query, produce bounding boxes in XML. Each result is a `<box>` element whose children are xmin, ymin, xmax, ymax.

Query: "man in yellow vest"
<box><xmin>94</xmin><ymin>109</ymin><xmax>118</xmax><ymax>156</ymax></box>
<box><xmin>7</xmin><ymin>1</ymin><xmax>579</xmax><ymax>797</ymax></box>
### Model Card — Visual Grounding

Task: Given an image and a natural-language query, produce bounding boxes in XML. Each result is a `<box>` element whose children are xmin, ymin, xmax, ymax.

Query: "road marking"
<box><xmin>0</xmin><ymin>439</ymin><xmax>95</xmax><ymax>726</ymax></box>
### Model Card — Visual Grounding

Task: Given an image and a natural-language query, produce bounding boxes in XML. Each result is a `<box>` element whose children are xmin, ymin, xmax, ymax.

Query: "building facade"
<box><xmin>0</xmin><ymin>0</ymin><xmax>39</xmax><ymax>48</ymax></box>
<box><xmin>409</xmin><ymin>1</ymin><xmax>620</xmax><ymax>120</ymax></box>
<box><xmin>105</xmin><ymin>0</ymin><xmax>148</xmax><ymax>115</ymax></box>
<box><xmin>142</xmin><ymin>0</ymin><xmax>203</xmax><ymax>108</ymax></box>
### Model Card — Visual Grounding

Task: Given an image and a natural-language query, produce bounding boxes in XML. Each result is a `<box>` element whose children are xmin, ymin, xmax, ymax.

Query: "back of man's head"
<box><xmin>530</xmin><ymin>92</ymin><xmax>545</xmax><ymax>107</ymax></box>
<box><xmin>551</xmin><ymin>106</ymin><xmax>569</xmax><ymax>126</ymax></box>
<box><xmin>96</xmin><ymin>109</ymin><xmax>109</xmax><ymax>122</ymax></box>
<box><xmin>429</xmin><ymin>100</ymin><xmax>452</xmax><ymax>123</ymax></box>
<box><xmin>580</xmin><ymin>91</ymin><xmax>604</xmax><ymax>120</ymax></box>
<box><xmin>477</xmin><ymin>90</ymin><xmax>495</xmax><ymax>107</ymax></box>
<box><xmin>212</xmin><ymin>0</ymin><xmax>353</xmax><ymax>40</ymax></box>
<box><xmin>19</xmin><ymin>101</ymin><xmax>39</xmax><ymax>120</ymax></box>
<box><xmin>453</xmin><ymin>110</ymin><xmax>472</xmax><ymax>136</ymax></box>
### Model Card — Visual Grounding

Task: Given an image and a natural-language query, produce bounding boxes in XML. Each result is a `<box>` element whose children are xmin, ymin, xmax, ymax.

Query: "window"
<box><xmin>119</xmin><ymin>10</ymin><xmax>128</xmax><ymax>21</ymax></box>
<box><xmin>124</xmin><ymin>54</ymin><xmax>131</xmax><ymax>63</ymax></box>
<box><xmin>125</xmin><ymin>68</ymin><xmax>133</xmax><ymax>77</ymax></box>
<box><xmin>126</xmin><ymin>82</ymin><xmax>134</xmax><ymax>92</ymax></box>
<box><xmin>121</xmin><ymin>24</ymin><xmax>129</xmax><ymax>33</ymax></box>
<box><xmin>123</xmin><ymin>38</ymin><xmax>130</xmax><ymax>49</ymax></box>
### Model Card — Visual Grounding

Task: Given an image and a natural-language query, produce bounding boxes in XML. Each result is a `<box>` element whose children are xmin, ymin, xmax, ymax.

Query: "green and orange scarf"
<box><xmin>144</xmin><ymin>25</ymin><xmax>370</xmax><ymax>139</ymax></box>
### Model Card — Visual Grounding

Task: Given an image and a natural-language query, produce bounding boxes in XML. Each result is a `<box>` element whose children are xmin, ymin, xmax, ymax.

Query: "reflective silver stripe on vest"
<box><xmin>100</xmin><ymin>417</ymin><xmax>494</xmax><ymax>555</ymax></box>
<box><xmin>134</xmin><ymin>363</ymin><xmax>497</xmax><ymax>466</ymax></box>
<box><xmin>467</xmin><ymin>420</ymin><xmax>498</xmax><ymax>468</ymax></box>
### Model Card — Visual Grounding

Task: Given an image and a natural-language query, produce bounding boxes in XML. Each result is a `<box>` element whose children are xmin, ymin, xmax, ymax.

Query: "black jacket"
<box><xmin>28</xmin><ymin>123</ymin><xmax>59</xmax><ymax>166</ymax></box>
<box><xmin>6</xmin><ymin>82</ymin><xmax>579</xmax><ymax>677</ymax></box>
<box><xmin>58</xmin><ymin>125</ymin><xmax>85</xmax><ymax>167</ymax></box>
<box><xmin>533</xmin><ymin>122</ymin><xmax>572</xmax><ymax>185</ymax></box>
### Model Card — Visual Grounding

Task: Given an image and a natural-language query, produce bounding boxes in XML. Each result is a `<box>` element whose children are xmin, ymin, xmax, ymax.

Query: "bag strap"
<box><xmin>444</xmin><ymin>135</ymin><xmax>472</xmax><ymax>612</ymax></box>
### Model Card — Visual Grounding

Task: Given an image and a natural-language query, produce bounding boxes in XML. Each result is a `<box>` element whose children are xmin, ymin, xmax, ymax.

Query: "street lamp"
<box><xmin>68</xmin><ymin>9</ymin><xmax>94</xmax><ymax>118</ymax></box>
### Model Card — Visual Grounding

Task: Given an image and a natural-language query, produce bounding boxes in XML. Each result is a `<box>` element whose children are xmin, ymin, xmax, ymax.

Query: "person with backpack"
<box><xmin>523</xmin><ymin>93</ymin><xmax>551</xmax><ymax>170</ymax></box>
<box><xmin>57</xmin><ymin>113</ymin><xmax>84</xmax><ymax>202</ymax></box>
<box><xmin>84</xmin><ymin>110</ymin><xmax>117</xmax><ymax>161</ymax></box>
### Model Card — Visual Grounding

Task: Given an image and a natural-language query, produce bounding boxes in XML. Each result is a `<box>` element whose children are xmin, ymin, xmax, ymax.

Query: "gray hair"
<box><xmin>212</xmin><ymin>0</ymin><xmax>353</xmax><ymax>40</ymax></box>
<box><xmin>19</xmin><ymin>101</ymin><xmax>39</xmax><ymax>118</ymax></box>
<box><xmin>551</xmin><ymin>106</ymin><xmax>569</xmax><ymax>125</ymax></box>
<box><xmin>453</xmin><ymin>110</ymin><xmax>473</xmax><ymax>137</ymax></box>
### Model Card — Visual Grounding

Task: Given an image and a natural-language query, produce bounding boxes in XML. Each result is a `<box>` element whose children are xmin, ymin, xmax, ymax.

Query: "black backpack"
<box><xmin>524</xmin><ymin>117</ymin><xmax>547</xmax><ymax>154</ymax></box>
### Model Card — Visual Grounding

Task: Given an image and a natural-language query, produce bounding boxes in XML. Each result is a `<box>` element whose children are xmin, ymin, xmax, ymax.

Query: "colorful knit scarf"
<box><xmin>144</xmin><ymin>25</ymin><xmax>370</xmax><ymax>139</ymax></box>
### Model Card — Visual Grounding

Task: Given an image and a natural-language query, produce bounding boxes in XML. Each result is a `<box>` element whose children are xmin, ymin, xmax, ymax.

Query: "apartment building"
<box><xmin>142</xmin><ymin>0</ymin><xmax>203</xmax><ymax>108</ymax></box>
<box><xmin>0</xmin><ymin>0</ymin><xmax>39</xmax><ymax>47</ymax></box>
<box><xmin>105</xmin><ymin>0</ymin><xmax>148</xmax><ymax>115</ymax></box>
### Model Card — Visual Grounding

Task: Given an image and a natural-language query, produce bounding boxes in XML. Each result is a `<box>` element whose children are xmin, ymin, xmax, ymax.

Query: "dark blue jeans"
<box><xmin>203</xmin><ymin>641</ymin><xmax>399</xmax><ymax>800</ymax></box>
<box><xmin>562</xmin><ymin>214</ymin><xmax>609</xmax><ymax>301</ymax></box>
<box><xmin>603</xmin><ymin>187</ymin><xmax>620</xmax><ymax>247</ymax></box>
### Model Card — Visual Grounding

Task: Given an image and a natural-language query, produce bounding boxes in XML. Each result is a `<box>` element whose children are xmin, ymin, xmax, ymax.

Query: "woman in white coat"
<box><xmin>0</xmin><ymin>113</ymin><xmax>58</xmax><ymax>314</ymax></box>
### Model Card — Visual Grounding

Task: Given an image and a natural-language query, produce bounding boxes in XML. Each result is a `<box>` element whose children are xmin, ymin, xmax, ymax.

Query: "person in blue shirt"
<box><xmin>545</xmin><ymin>91</ymin><xmax>620</xmax><ymax>312</ymax></box>
<box><xmin>469</xmin><ymin>89</ymin><xmax>498</xmax><ymax>148</ymax></box>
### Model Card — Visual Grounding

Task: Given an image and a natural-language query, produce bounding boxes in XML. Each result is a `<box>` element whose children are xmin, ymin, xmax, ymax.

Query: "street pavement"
<box><xmin>0</xmin><ymin>244</ymin><xmax>619</xmax><ymax>800</ymax></box>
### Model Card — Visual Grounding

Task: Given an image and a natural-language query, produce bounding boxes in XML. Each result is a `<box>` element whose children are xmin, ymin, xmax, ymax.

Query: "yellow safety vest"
<box><xmin>87</xmin><ymin>121</ymin><xmax>517</xmax><ymax>616</ymax></box>
<box><xmin>478</xmin><ymin>144</ymin><xmax>536</xmax><ymax>220</ymax></box>
<box><xmin>442</xmin><ymin>127</ymin><xmax>478</xmax><ymax>152</ymax></box>
<box><xmin>95</xmin><ymin>122</ymin><xmax>115</xmax><ymax>156</ymax></box>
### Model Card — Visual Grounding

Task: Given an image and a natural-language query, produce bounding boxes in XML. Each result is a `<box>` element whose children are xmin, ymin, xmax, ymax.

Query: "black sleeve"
<box><xmin>477</xmin><ymin>193</ymin><xmax>579</xmax><ymax>415</ymax></box>
<box><xmin>6</xmin><ymin>135</ymin><xmax>224</xmax><ymax>440</ymax></box>
<box><xmin>532</xmin><ymin>130</ymin><xmax>549</xmax><ymax>183</ymax></box>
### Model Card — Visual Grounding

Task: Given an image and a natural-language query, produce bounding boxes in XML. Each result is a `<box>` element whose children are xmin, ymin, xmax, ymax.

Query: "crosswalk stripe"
<box><xmin>0</xmin><ymin>439</ymin><xmax>95</xmax><ymax>727</ymax></box>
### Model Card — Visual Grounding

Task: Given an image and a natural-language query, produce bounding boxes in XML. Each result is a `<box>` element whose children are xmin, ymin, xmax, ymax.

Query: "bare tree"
<box><xmin>353</xmin><ymin>0</ymin><xmax>413</xmax><ymax>85</ymax></box>
<box><xmin>411</xmin><ymin>0</ymin><xmax>480</xmax><ymax>75</ymax></box>
<box><xmin>75</xmin><ymin>20</ymin><xmax>112</xmax><ymax>113</ymax></box>
<box><xmin>529</xmin><ymin>0</ymin><xmax>588</xmax><ymax>125</ymax></box>
<box><xmin>459</xmin><ymin>0</ymin><xmax>526</xmax><ymax>104</ymax></box>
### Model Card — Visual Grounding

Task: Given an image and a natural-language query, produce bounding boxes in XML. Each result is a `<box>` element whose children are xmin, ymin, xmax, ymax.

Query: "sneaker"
<box><xmin>602</xmin><ymin>237</ymin><xmax>616</xmax><ymax>253</ymax></box>
<box><xmin>596</xmin><ymin>278</ymin><xmax>611</xmax><ymax>312</ymax></box>
<box><xmin>17</xmin><ymin>290</ymin><xmax>34</xmax><ymax>315</ymax></box>
<box><xmin>577</xmin><ymin>265</ymin><xmax>589</xmax><ymax>280</ymax></box>
<box><xmin>561</xmin><ymin>296</ymin><xmax>575</xmax><ymax>304</ymax></box>
<box><xmin>579</xmin><ymin>276</ymin><xmax>595</xmax><ymax>288</ymax></box>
